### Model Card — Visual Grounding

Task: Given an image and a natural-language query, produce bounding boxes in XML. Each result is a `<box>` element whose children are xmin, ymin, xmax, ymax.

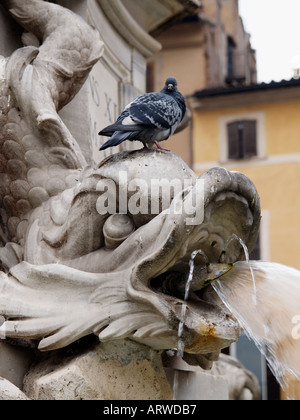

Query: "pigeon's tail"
<box><xmin>99</xmin><ymin>131</ymin><xmax>131</xmax><ymax>151</ymax></box>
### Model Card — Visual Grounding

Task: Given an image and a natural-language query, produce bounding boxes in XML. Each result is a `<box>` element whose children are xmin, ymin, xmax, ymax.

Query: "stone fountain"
<box><xmin>0</xmin><ymin>0</ymin><xmax>261</xmax><ymax>400</ymax></box>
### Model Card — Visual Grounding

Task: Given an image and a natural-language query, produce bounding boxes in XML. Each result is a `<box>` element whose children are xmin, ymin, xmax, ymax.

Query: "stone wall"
<box><xmin>57</xmin><ymin>0</ymin><xmax>161</xmax><ymax>164</ymax></box>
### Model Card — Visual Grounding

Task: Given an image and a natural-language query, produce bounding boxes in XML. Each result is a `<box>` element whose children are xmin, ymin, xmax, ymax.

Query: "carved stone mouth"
<box><xmin>123</xmin><ymin>162</ymin><xmax>261</xmax><ymax>361</ymax></box>
<box><xmin>150</xmin><ymin>263</ymin><xmax>232</xmax><ymax>302</ymax></box>
<box><xmin>0</xmin><ymin>152</ymin><xmax>260</xmax><ymax>369</ymax></box>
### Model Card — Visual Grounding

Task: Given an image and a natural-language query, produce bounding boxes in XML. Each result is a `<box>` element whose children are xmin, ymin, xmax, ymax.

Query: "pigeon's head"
<box><xmin>165</xmin><ymin>76</ymin><xmax>178</xmax><ymax>92</ymax></box>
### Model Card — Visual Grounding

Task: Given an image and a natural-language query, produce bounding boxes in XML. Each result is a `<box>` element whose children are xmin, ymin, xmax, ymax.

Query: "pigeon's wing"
<box><xmin>99</xmin><ymin>92</ymin><xmax>183</xmax><ymax>136</ymax></box>
<box><xmin>99</xmin><ymin>108</ymin><xmax>133</xmax><ymax>136</ymax></box>
<box><xmin>128</xmin><ymin>93</ymin><xmax>182</xmax><ymax>129</ymax></box>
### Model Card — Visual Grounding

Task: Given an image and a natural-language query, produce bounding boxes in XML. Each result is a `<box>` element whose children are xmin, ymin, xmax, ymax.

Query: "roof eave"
<box><xmin>190</xmin><ymin>79</ymin><xmax>300</xmax><ymax>110</ymax></box>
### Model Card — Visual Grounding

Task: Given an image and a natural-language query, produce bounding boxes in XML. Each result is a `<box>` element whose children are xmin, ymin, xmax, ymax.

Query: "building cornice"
<box><xmin>190</xmin><ymin>79</ymin><xmax>300</xmax><ymax>111</ymax></box>
<box><xmin>97</xmin><ymin>0</ymin><xmax>162</xmax><ymax>58</ymax></box>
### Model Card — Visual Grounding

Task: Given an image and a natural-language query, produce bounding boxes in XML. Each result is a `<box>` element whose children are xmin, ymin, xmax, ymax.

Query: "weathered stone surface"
<box><xmin>0</xmin><ymin>377</ymin><xmax>30</xmax><ymax>400</ymax></box>
<box><xmin>212</xmin><ymin>351</ymin><xmax>261</xmax><ymax>400</ymax></box>
<box><xmin>165</xmin><ymin>353</ymin><xmax>260</xmax><ymax>401</ymax></box>
<box><xmin>24</xmin><ymin>340</ymin><xmax>173</xmax><ymax>400</ymax></box>
<box><xmin>167</xmin><ymin>368</ymin><xmax>229</xmax><ymax>400</ymax></box>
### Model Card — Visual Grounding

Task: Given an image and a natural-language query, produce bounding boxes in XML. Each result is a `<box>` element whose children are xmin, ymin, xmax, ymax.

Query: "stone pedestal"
<box><xmin>23</xmin><ymin>339</ymin><xmax>173</xmax><ymax>400</ymax></box>
<box><xmin>21</xmin><ymin>339</ymin><xmax>233</xmax><ymax>400</ymax></box>
<box><xmin>165</xmin><ymin>357</ymin><xmax>229</xmax><ymax>400</ymax></box>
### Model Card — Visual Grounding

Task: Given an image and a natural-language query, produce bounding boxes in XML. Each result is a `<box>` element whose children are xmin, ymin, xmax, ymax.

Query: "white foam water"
<box><xmin>212</xmin><ymin>260</ymin><xmax>300</xmax><ymax>393</ymax></box>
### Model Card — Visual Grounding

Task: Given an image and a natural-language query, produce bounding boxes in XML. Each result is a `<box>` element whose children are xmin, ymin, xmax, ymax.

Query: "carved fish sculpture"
<box><xmin>0</xmin><ymin>0</ymin><xmax>261</xmax><ymax>369</ymax></box>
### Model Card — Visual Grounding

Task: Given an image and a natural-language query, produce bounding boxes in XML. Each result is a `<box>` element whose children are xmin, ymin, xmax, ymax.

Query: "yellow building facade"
<box><xmin>191</xmin><ymin>81</ymin><xmax>300</xmax><ymax>270</ymax></box>
<box><xmin>190</xmin><ymin>83</ymin><xmax>300</xmax><ymax>399</ymax></box>
<box><xmin>148</xmin><ymin>0</ymin><xmax>256</xmax><ymax>166</ymax></box>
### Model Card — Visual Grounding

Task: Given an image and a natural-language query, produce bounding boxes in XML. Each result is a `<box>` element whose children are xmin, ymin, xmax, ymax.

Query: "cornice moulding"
<box><xmin>97</xmin><ymin>0</ymin><xmax>162</xmax><ymax>58</ymax></box>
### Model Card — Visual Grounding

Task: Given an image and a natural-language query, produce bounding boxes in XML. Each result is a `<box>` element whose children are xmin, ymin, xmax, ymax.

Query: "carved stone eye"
<box><xmin>103</xmin><ymin>214</ymin><xmax>136</xmax><ymax>249</ymax></box>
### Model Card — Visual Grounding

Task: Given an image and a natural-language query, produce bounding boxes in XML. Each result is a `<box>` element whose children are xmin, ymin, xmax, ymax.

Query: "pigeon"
<box><xmin>99</xmin><ymin>77</ymin><xmax>186</xmax><ymax>151</ymax></box>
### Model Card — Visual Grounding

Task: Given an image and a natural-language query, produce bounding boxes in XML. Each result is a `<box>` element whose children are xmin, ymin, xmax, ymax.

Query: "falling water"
<box><xmin>173</xmin><ymin>249</ymin><xmax>206</xmax><ymax>399</ymax></box>
<box><xmin>172</xmin><ymin>235</ymin><xmax>300</xmax><ymax>397</ymax></box>
<box><xmin>212</xmin><ymin>260</ymin><xmax>300</xmax><ymax>394</ymax></box>
<box><xmin>226</xmin><ymin>234</ymin><xmax>258</xmax><ymax>305</ymax></box>
<box><xmin>176</xmin><ymin>249</ymin><xmax>203</xmax><ymax>356</ymax></box>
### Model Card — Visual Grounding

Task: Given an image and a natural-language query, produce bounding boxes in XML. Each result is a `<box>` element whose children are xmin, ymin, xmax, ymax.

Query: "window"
<box><xmin>227</xmin><ymin>120</ymin><xmax>257</xmax><ymax>160</ymax></box>
<box><xmin>219</xmin><ymin>112</ymin><xmax>265</xmax><ymax>165</ymax></box>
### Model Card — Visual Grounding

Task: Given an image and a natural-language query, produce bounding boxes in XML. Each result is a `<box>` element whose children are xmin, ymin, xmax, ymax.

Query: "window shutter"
<box><xmin>227</xmin><ymin>122</ymin><xmax>240</xmax><ymax>159</ymax></box>
<box><xmin>243</xmin><ymin>120</ymin><xmax>257</xmax><ymax>158</ymax></box>
<box><xmin>227</xmin><ymin>120</ymin><xmax>257</xmax><ymax>160</ymax></box>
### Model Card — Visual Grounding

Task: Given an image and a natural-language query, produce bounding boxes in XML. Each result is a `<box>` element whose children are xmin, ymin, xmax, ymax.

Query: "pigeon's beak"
<box><xmin>167</xmin><ymin>84</ymin><xmax>174</xmax><ymax>91</ymax></box>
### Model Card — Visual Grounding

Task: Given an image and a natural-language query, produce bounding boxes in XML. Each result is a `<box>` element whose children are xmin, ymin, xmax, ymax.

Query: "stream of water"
<box><xmin>176</xmin><ymin>249</ymin><xmax>204</xmax><ymax>358</ymax></box>
<box><xmin>226</xmin><ymin>234</ymin><xmax>258</xmax><ymax>305</ymax></box>
<box><xmin>173</xmin><ymin>233</ymin><xmax>300</xmax><ymax>398</ymax></box>
<box><xmin>212</xmin><ymin>260</ymin><xmax>300</xmax><ymax>392</ymax></box>
<box><xmin>173</xmin><ymin>249</ymin><xmax>205</xmax><ymax>399</ymax></box>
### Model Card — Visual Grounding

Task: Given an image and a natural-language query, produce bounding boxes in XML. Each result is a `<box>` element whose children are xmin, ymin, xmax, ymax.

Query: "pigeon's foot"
<box><xmin>154</xmin><ymin>141</ymin><xmax>170</xmax><ymax>152</ymax></box>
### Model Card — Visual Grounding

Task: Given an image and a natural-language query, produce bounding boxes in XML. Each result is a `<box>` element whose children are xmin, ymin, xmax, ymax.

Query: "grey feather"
<box><xmin>99</xmin><ymin>77</ymin><xmax>186</xmax><ymax>151</ymax></box>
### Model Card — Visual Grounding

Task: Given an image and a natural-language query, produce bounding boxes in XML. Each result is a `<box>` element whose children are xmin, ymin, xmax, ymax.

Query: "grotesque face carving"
<box><xmin>0</xmin><ymin>150</ymin><xmax>260</xmax><ymax>369</ymax></box>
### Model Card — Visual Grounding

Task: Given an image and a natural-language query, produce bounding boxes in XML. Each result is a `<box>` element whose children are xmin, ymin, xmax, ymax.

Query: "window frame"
<box><xmin>219</xmin><ymin>112</ymin><xmax>266</xmax><ymax>164</ymax></box>
<box><xmin>227</xmin><ymin>119</ymin><xmax>258</xmax><ymax>160</ymax></box>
